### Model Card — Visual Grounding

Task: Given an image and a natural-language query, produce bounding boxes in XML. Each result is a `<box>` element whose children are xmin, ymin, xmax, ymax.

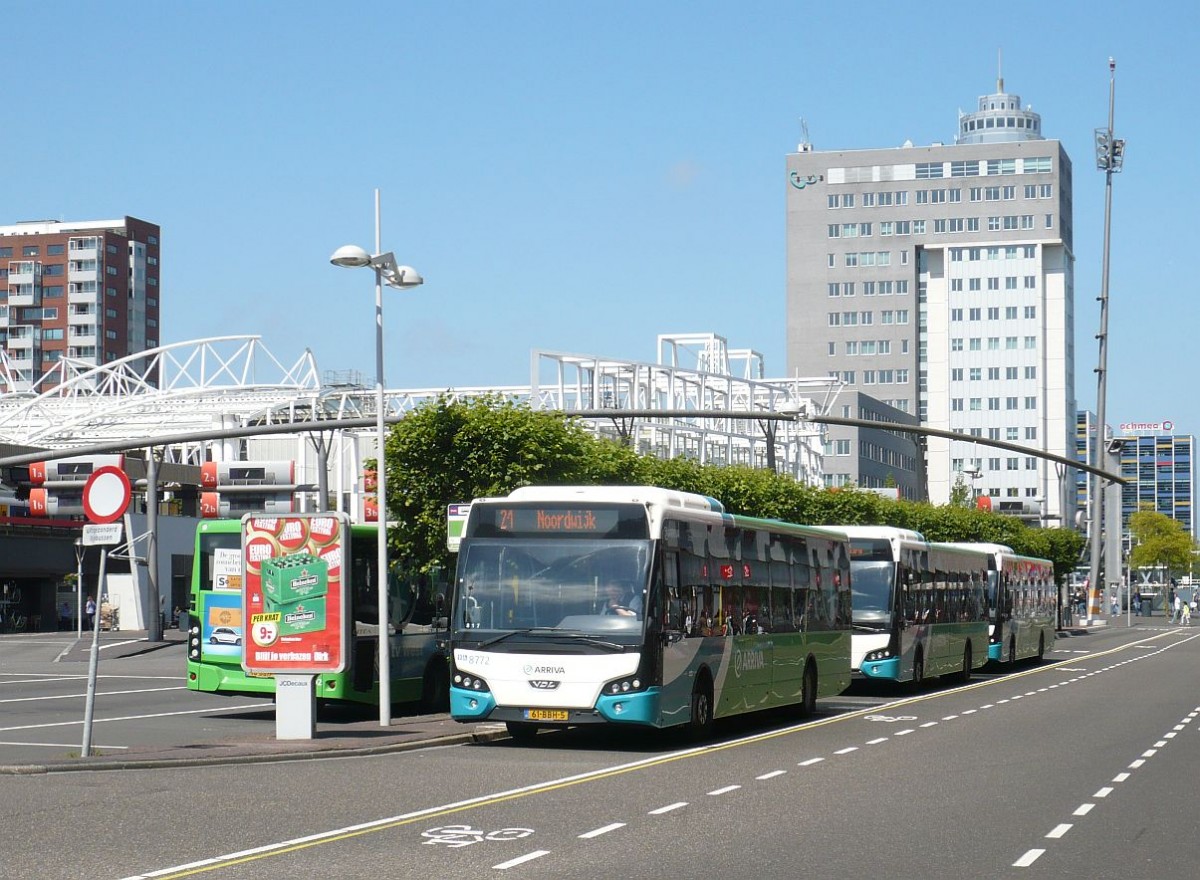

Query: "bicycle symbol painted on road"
<box><xmin>864</xmin><ymin>714</ymin><xmax>917</xmax><ymax>723</ymax></box>
<box><xmin>421</xmin><ymin>825</ymin><xmax>535</xmax><ymax>848</ymax></box>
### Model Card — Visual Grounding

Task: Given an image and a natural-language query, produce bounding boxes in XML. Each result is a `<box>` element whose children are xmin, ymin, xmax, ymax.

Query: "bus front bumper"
<box><xmin>449</xmin><ymin>686</ymin><xmax>660</xmax><ymax>726</ymax></box>
<box><xmin>857</xmin><ymin>656</ymin><xmax>901</xmax><ymax>680</ymax></box>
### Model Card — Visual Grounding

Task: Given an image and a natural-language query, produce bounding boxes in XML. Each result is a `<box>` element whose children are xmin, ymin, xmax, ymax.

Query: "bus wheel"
<box><xmin>909</xmin><ymin>651</ymin><xmax>924</xmax><ymax>692</ymax></box>
<box><xmin>1036</xmin><ymin>633</ymin><xmax>1046</xmax><ymax>663</ymax></box>
<box><xmin>505</xmin><ymin>721</ymin><xmax>539</xmax><ymax>743</ymax></box>
<box><xmin>958</xmin><ymin>644</ymin><xmax>972</xmax><ymax>684</ymax></box>
<box><xmin>420</xmin><ymin>657</ymin><xmax>450</xmax><ymax>714</ymax></box>
<box><xmin>689</xmin><ymin>675</ymin><xmax>714</xmax><ymax>740</ymax></box>
<box><xmin>800</xmin><ymin>662</ymin><xmax>818</xmax><ymax>717</ymax></box>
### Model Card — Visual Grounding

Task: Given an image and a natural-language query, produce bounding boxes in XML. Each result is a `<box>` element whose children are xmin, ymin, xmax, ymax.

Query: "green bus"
<box><xmin>184</xmin><ymin>518</ymin><xmax>449</xmax><ymax>709</ymax></box>
<box><xmin>448</xmin><ymin>485</ymin><xmax>853</xmax><ymax>739</ymax></box>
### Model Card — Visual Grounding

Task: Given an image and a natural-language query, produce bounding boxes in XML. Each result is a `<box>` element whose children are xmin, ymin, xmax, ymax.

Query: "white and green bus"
<box><xmin>448</xmin><ymin>486</ymin><xmax>853</xmax><ymax>740</ymax></box>
<box><xmin>948</xmin><ymin>543</ymin><xmax>1056</xmax><ymax>665</ymax></box>
<box><xmin>841</xmin><ymin>526</ymin><xmax>989</xmax><ymax>686</ymax></box>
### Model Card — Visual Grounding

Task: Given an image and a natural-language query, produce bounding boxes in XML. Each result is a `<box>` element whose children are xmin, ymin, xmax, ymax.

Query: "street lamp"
<box><xmin>330</xmin><ymin>189</ymin><xmax>423</xmax><ymax>727</ymax></box>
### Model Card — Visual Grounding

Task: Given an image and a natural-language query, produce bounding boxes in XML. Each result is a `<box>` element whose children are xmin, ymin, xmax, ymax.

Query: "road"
<box><xmin>2</xmin><ymin>623</ymin><xmax>1197</xmax><ymax>879</ymax></box>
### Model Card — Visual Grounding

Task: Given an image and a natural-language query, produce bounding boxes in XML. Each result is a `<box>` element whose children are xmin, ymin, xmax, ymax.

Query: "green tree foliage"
<box><xmin>386</xmin><ymin>395</ymin><xmax>607</xmax><ymax>573</ymax></box>
<box><xmin>386</xmin><ymin>397</ymin><xmax>1086</xmax><ymax>586</ymax></box>
<box><xmin>1128</xmin><ymin>510</ymin><xmax>1196</xmax><ymax>581</ymax></box>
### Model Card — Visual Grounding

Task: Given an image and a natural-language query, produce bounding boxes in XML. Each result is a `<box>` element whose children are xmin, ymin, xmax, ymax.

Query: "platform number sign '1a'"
<box><xmin>82</xmin><ymin>465</ymin><xmax>132</xmax><ymax>524</ymax></box>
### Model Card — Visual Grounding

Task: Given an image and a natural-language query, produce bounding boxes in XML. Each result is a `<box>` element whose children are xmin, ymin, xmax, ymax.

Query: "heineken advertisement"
<box><xmin>240</xmin><ymin>512</ymin><xmax>349</xmax><ymax>676</ymax></box>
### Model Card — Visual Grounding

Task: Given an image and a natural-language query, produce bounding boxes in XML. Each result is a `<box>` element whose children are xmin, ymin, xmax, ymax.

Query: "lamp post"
<box><xmin>1086</xmin><ymin>57</ymin><xmax>1124</xmax><ymax>625</ymax></box>
<box><xmin>330</xmin><ymin>189</ymin><xmax>423</xmax><ymax>726</ymax></box>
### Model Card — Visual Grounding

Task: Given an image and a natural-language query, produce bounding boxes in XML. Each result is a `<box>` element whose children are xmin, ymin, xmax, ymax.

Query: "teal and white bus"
<box><xmin>949</xmin><ymin>543</ymin><xmax>1056</xmax><ymax>665</ymax></box>
<box><xmin>841</xmin><ymin>526</ymin><xmax>989</xmax><ymax>686</ymax></box>
<box><xmin>448</xmin><ymin>486</ymin><xmax>853</xmax><ymax>739</ymax></box>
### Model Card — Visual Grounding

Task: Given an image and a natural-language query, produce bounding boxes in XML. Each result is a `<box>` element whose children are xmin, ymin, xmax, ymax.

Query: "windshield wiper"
<box><xmin>478</xmin><ymin>628</ymin><xmax>556</xmax><ymax>648</ymax></box>
<box><xmin>477</xmin><ymin>627</ymin><xmax>624</xmax><ymax>651</ymax></box>
<box><xmin>852</xmin><ymin>622</ymin><xmax>889</xmax><ymax>632</ymax></box>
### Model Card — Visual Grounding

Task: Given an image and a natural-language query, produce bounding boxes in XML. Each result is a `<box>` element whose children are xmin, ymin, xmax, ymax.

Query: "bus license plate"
<box><xmin>524</xmin><ymin>709</ymin><xmax>568</xmax><ymax>722</ymax></box>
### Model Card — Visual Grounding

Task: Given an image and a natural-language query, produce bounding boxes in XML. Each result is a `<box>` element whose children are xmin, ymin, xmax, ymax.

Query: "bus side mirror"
<box><xmin>661</xmin><ymin>629</ymin><xmax>684</xmax><ymax>645</ymax></box>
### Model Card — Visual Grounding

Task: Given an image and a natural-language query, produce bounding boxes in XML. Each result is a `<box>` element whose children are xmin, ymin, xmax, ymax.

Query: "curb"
<box><xmin>0</xmin><ymin>726</ymin><xmax>510</xmax><ymax>775</ymax></box>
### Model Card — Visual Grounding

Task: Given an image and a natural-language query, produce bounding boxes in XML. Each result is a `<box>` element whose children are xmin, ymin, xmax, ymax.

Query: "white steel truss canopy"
<box><xmin>0</xmin><ymin>331</ymin><xmax>840</xmax><ymax>483</ymax></box>
<box><xmin>0</xmin><ymin>336</ymin><xmax>324</xmax><ymax>462</ymax></box>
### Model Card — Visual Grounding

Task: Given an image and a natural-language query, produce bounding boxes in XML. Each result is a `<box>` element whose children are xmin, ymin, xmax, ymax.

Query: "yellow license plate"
<box><xmin>524</xmin><ymin>709</ymin><xmax>569</xmax><ymax>722</ymax></box>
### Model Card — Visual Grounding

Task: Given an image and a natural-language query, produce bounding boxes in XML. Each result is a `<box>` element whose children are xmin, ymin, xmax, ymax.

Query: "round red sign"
<box><xmin>82</xmin><ymin>466</ymin><xmax>132</xmax><ymax>524</ymax></box>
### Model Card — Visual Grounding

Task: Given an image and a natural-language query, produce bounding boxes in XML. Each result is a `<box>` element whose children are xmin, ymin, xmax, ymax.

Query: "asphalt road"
<box><xmin>3</xmin><ymin>623</ymin><xmax>1198</xmax><ymax>879</ymax></box>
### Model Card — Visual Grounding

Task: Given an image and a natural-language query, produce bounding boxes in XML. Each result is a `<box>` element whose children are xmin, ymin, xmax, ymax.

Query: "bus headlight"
<box><xmin>452</xmin><ymin>672</ymin><xmax>491</xmax><ymax>693</ymax></box>
<box><xmin>865</xmin><ymin>648</ymin><xmax>893</xmax><ymax>662</ymax></box>
<box><xmin>604</xmin><ymin>677</ymin><xmax>644</xmax><ymax>696</ymax></box>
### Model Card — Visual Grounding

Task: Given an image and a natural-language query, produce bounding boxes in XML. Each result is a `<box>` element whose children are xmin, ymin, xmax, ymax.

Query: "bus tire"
<box><xmin>689</xmin><ymin>673</ymin><xmax>714</xmax><ymax>740</ymax></box>
<box><xmin>958</xmin><ymin>644</ymin><xmax>972</xmax><ymax>684</ymax></box>
<box><xmin>909</xmin><ymin>650</ymin><xmax>925</xmax><ymax>692</ymax></box>
<box><xmin>505</xmin><ymin>721</ymin><xmax>539</xmax><ymax>742</ymax></box>
<box><xmin>420</xmin><ymin>656</ymin><xmax>450</xmax><ymax>714</ymax></box>
<box><xmin>800</xmin><ymin>661</ymin><xmax>818</xmax><ymax>717</ymax></box>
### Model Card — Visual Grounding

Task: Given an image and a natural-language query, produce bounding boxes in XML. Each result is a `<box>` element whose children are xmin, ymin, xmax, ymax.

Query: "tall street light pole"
<box><xmin>330</xmin><ymin>190</ymin><xmax>423</xmax><ymax>726</ymax></box>
<box><xmin>1087</xmin><ymin>58</ymin><xmax>1125</xmax><ymax>624</ymax></box>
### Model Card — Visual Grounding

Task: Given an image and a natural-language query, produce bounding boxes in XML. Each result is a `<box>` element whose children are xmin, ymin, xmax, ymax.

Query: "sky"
<box><xmin>4</xmin><ymin>1</ymin><xmax>1193</xmax><ymax>434</ymax></box>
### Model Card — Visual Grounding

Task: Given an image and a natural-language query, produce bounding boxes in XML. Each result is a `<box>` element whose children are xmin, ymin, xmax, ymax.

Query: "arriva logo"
<box><xmin>523</xmin><ymin>664</ymin><xmax>566</xmax><ymax>675</ymax></box>
<box><xmin>733</xmin><ymin>649</ymin><xmax>766</xmax><ymax>677</ymax></box>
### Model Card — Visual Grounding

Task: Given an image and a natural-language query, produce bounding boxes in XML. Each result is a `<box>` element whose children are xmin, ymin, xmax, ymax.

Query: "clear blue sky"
<box><xmin>5</xmin><ymin>2</ymin><xmax>1191</xmax><ymax>434</ymax></box>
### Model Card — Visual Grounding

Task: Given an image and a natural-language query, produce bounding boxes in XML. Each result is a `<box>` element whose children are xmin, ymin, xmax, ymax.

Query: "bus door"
<box><xmin>659</xmin><ymin>545</ymin><xmax>697</xmax><ymax>724</ymax></box>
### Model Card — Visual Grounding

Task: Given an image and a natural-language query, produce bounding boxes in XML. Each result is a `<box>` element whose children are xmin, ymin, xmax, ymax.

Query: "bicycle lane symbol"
<box><xmin>421</xmin><ymin>825</ymin><xmax>535</xmax><ymax>849</ymax></box>
<box><xmin>864</xmin><ymin>714</ymin><xmax>917</xmax><ymax>723</ymax></box>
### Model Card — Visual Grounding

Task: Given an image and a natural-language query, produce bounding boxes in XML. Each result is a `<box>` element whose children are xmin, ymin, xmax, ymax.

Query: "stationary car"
<box><xmin>210</xmin><ymin>626</ymin><xmax>242</xmax><ymax>646</ymax></box>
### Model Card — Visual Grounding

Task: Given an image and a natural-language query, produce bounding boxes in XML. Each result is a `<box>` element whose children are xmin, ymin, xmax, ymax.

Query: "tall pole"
<box><xmin>146</xmin><ymin>449</ymin><xmax>162</xmax><ymax>641</ymax></box>
<box><xmin>1087</xmin><ymin>58</ymin><xmax>1122</xmax><ymax>624</ymax></box>
<box><xmin>374</xmin><ymin>188</ymin><xmax>392</xmax><ymax>725</ymax></box>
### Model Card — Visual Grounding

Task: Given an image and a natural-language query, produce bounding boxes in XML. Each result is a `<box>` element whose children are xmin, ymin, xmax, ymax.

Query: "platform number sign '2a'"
<box><xmin>240</xmin><ymin>512</ymin><xmax>349</xmax><ymax>676</ymax></box>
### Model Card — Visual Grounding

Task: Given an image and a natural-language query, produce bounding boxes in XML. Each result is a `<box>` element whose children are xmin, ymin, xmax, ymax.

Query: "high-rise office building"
<box><xmin>1109</xmin><ymin>418</ymin><xmax>1195</xmax><ymax>540</ymax></box>
<box><xmin>0</xmin><ymin>216</ymin><xmax>160</xmax><ymax>392</ymax></box>
<box><xmin>786</xmin><ymin>76</ymin><xmax>1075</xmax><ymax>524</ymax></box>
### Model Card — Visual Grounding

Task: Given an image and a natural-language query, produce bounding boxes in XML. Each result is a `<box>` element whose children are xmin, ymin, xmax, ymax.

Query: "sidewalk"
<box><xmin>2</xmin><ymin>629</ymin><xmax>506</xmax><ymax>775</ymax></box>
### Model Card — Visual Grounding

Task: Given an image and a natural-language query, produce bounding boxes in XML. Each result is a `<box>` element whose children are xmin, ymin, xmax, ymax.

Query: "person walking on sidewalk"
<box><xmin>1183</xmin><ymin>600</ymin><xmax>1193</xmax><ymax>626</ymax></box>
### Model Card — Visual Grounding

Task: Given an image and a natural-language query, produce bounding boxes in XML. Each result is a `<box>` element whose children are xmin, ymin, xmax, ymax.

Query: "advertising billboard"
<box><xmin>241</xmin><ymin>512</ymin><xmax>349</xmax><ymax>676</ymax></box>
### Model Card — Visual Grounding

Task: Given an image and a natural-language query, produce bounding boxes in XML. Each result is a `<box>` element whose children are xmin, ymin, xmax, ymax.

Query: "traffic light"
<box><xmin>199</xmin><ymin>461</ymin><xmax>296</xmax><ymax>518</ymax></box>
<box><xmin>27</xmin><ymin>454</ymin><xmax>125</xmax><ymax>517</ymax></box>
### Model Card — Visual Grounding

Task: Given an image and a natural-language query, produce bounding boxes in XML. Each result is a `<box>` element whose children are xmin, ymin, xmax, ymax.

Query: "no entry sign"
<box><xmin>82</xmin><ymin>466</ymin><xmax>132</xmax><ymax>524</ymax></box>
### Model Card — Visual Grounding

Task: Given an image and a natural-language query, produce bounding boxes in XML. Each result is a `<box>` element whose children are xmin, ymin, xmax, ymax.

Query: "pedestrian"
<box><xmin>1172</xmin><ymin>594</ymin><xmax>1182</xmax><ymax>624</ymax></box>
<box><xmin>1132</xmin><ymin>592</ymin><xmax>1142</xmax><ymax>617</ymax></box>
<box><xmin>1183</xmin><ymin>601</ymin><xmax>1192</xmax><ymax>627</ymax></box>
<box><xmin>59</xmin><ymin>600</ymin><xmax>71</xmax><ymax>630</ymax></box>
<box><xmin>84</xmin><ymin>595</ymin><xmax>96</xmax><ymax>629</ymax></box>
<box><xmin>1111</xmin><ymin>591</ymin><xmax>1119</xmax><ymax>616</ymax></box>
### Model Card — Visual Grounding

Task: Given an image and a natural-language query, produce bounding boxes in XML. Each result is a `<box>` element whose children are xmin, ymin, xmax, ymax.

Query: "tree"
<box><xmin>947</xmin><ymin>474</ymin><xmax>973</xmax><ymax>508</ymax></box>
<box><xmin>1128</xmin><ymin>510</ymin><xmax>1195</xmax><ymax>583</ymax></box>
<box><xmin>386</xmin><ymin>395</ymin><xmax>616</xmax><ymax>575</ymax></box>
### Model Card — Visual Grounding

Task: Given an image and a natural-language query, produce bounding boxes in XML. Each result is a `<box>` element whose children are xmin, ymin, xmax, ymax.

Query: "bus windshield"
<box><xmin>454</xmin><ymin>538</ymin><xmax>651</xmax><ymax>637</ymax></box>
<box><xmin>850</xmin><ymin>560</ymin><xmax>895</xmax><ymax>627</ymax></box>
